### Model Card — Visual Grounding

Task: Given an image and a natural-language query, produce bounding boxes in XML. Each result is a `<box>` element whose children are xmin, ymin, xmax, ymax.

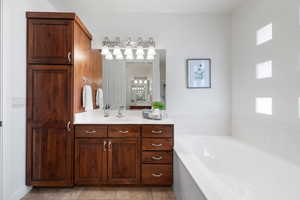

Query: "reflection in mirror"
<box><xmin>102</xmin><ymin>50</ymin><xmax>166</xmax><ymax>110</ymax></box>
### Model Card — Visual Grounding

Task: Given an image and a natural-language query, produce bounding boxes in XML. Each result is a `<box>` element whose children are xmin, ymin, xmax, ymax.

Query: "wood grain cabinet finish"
<box><xmin>75</xmin><ymin>125</ymin><xmax>108</xmax><ymax>138</ymax></box>
<box><xmin>142</xmin><ymin>138</ymin><xmax>173</xmax><ymax>151</ymax></box>
<box><xmin>27</xmin><ymin>19</ymin><xmax>73</xmax><ymax>65</ymax></box>
<box><xmin>108</xmin><ymin>125</ymin><xmax>140</xmax><ymax>138</ymax></box>
<box><xmin>108</xmin><ymin>139</ymin><xmax>140</xmax><ymax>184</ymax></box>
<box><xmin>74</xmin><ymin>124</ymin><xmax>173</xmax><ymax>186</ymax></box>
<box><xmin>142</xmin><ymin>164</ymin><xmax>172</xmax><ymax>185</ymax></box>
<box><xmin>142</xmin><ymin>151</ymin><xmax>172</xmax><ymax>164</ymax></box>
<box><xmin>27</xmin><ymin>65</ymin><xmax>73</xmax><ymax>186</ymax></box>
<box><xmin>142</xmin><ymin>125</ymin><xmax>173</xmax><ymax>138</ymax></box>
<box><xmin>26</xmin><ymin>12</ymin><xmax>101</xmax><ymax>187</ymax></box>
<box><xmin>75</xmin><ymin>139</ymin><xmax>107</xmax><ymax>185</ymax></box>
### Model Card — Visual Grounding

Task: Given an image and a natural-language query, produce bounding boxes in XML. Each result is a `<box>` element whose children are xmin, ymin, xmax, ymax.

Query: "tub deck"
<box><xmin>174</xmin><ymin>136</ymin><xmax>300</xmax><ymax>200</ymax></box>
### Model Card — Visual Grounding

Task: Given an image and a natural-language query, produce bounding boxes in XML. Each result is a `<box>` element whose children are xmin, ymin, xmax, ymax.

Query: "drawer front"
<box><xmin>108</xmin><ymin>125</ymin><xmax>140</xmax><ymax>138</ymax></box>
<box><xmin>142</xmin><ymin>138</ymin><xmax>173</xmax><ymax>151</ymax></box>
<box><xmin>75</xmin><ymin>125</ymin><xmax>108</xmax><ymax>138</ymax></box>
<box><xmin>142</xmin><ymin>164</ymin><xmax>172</xmax><ymax>185</ymax></box>
<box><xmin>142</xmin><ymin>151</ymin><xmax>172</xmax><ymax>164</ymax></box>
<box><xmin>142</xmin><ymin>125</ymin><xmax>173</xmax><ymax>138</ymax></box>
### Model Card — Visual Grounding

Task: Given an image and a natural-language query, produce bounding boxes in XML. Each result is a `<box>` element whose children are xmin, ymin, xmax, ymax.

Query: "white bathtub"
<box><xmin>174</xmin><ymin>136</ymin><xmax>300</xmax><ymax>200</ymax></box>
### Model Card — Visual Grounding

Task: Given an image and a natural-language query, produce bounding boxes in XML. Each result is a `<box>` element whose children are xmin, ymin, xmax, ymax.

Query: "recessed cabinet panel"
<box><xmin>28</xmin><ymin>19</ymin><xmax>73</xmax><ymax>64</ymax></box>
<box><xmin>108</xmin><ymin>139</ymin><xmax>140</xmax><ymax>184</ymax></box>
<box><xmin>32</xmin><ymin>128</ymin><xmax>71</xmax><ymax>182</ymax></box>
<box><xmin>27</xmin><ymin>65</ymin><xmax>73</xmax><ymax>186</ymax></box>
<box><xmin>75</xmin><ymin>139</ymin><xmax>107</xmax><ymax>185</ymax></box>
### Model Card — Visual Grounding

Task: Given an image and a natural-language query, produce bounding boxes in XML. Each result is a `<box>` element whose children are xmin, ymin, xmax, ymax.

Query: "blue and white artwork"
<box><xmin>187</xmin><ymin>59</ymin><xmax>211</xmax><ymax>88</ymax></box>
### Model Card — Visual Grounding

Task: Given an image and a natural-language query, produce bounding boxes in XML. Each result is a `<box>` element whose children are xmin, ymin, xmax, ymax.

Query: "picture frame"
<box><xmin>186</xmin><ymin>58</ymin><xmax>211</xmax><ymax>89</ymax></box>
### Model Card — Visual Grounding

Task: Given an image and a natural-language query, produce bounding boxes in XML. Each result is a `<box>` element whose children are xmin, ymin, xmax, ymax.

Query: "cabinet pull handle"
<box><xmin>151</xmin><ymin>155</ymin><xmax>163</xmax><ymax>160</ymax></box>
<box><xmin>103</xmin><ymin>141</ymin><xmax>107</xmax><ymax>152</ymax></box>
<box><xmin>152</xmin><ymin>130</ymin><xmax>163</xmax><ymax>134</ymax></box>
<box><xmin>119</xmin><ymin>130</ymin><xmax>129</xmax><ymax>134</ymax></box>
<box><xmin>108</xmin><ymin>141</ymin><xmax>112</xmax><ymax>151</ymax></box>
<box><xmin>67</xmin><ymin>52</ymin><xmax>72</xmax><ymax>63</ymax></box>
<box><xmin>86</xmin><ymin>130</ymin><xmax>97</xmax><ymax>134</ymax></box>
<box><xmin>152</xmin><ymin>143</ymin><xmax>163</xmax><ymax>147</ymax></box>
<box><xmin>152</xmin><ymin>173</ymin><xmax>163</xmax><ymax>178</ymax></box>
<box><xmin>66</xmin><ymin>121</ymin><xmax>71</xmax><ymax>132</ymax></box>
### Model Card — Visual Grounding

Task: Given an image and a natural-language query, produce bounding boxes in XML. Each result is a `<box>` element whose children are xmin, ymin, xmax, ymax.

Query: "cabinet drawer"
<box><xmin>142</xmin><ymin>125</ymin><xmax>173</xmax><ymax>138</ymax></box>
<box><xmin>75</xmin><ymin>125</ymin><xmax>108</xmax><ymax>138</ymax></box>
<box><xmin>142</xmin><ymin>164</ymin><xmax>172</xmax><ymax>185</ymax></box>
<box><xmin>142</xmin><ymin>151</ymin><xmax>172</xmax><ymax>164</ymax></box>
<box><xmin>142</xmin><ymin>138</ymin><xmax>173</xmax><ymax>151</ymax></box>
<box><xmin>108</xmin><ymin>125</ymin><xmax>140</xmax><ymax>138</ymax></box>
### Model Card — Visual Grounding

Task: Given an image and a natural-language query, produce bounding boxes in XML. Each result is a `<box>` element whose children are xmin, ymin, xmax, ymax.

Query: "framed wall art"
<box><xmin>186</xmin><ymin>58</ymin><xmax>211</xmax><ymax>88</ymax></box>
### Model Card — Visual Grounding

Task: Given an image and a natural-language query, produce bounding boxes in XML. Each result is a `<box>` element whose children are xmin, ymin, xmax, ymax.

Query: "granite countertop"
<box><xmin>74</xmin><ymin>110</ymin><xmax>174</xmax><ymax>125</ymax></box>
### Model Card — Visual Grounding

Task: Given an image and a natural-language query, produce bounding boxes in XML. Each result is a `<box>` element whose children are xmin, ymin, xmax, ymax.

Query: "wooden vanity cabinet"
<box><xmin>27</xmin><ymin>18</ymin><xmax>73</xmax><ymax>64</ymax></box>
<box><xmin>26</xmin><ymin>12</ymin><xmax>102</xmax><ymax>187</ymax></box>
<box><xmin>74</xmin><ymin>124</ymin><xmax>174</xmax><ymax>186</ymax></box>
<box><xmin>75</xmin><ymin>125</ymin><xmax>141</xmax><ymax>185</ymax></box>
<box><xmin>108</xmin><ymin>138</ymin><xmax>140</xmax><ymax>184</ymax></box>
<box><xmin>141</xmin><ymin>125</ymin><xmax>174</xmax><ymax>186</ymax></box>
<box><xmin>75</xmin><ymin>139</ymin><xmax>108</xmax><ymax>185</ymax></box>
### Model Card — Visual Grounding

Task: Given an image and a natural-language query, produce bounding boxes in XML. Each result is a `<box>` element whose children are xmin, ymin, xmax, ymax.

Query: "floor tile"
<box><xmin>78</xmin><ymin>187</ymin><xmax>116</xmax><ymax>200</ymax></box>
<box><xmin>21</xmin><ymin>187</ymin><xmax>176</xmax><ymax>200</ymax></box>
<box><xmin>152</xmin><ymin>187</ymin><xmax>176</xmax><ymax>200</ymax></box>
<box><xmin>115</xmin><ymin>187</ymin><xmax>152</xmax><ymax>200</ymax></box>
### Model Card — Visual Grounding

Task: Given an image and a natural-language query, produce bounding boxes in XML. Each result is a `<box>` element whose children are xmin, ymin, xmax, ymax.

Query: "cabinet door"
<box><xmin>75</xmin><ymin>139</ymin><xmax>108</xmax><ymax>185</ymax></box>
<box><xmin>28</xmin><ymin>19</ymin><xmax>73</xmax><ymax>64</ymax></box>
<box><xmin>108</xmin><ymin>139</ymin><xmax>140</xmax><ymax>184</ymax></box>
<box><xmin>27</xmin><ymin>65</ymin><xmax>73</xmax><ymax>186</ymax></box>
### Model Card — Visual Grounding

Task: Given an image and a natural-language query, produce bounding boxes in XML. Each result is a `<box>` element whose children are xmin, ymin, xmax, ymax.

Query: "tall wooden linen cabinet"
<box><xmin>26</xmin><ymin>12</ymin><xmax>102</xmax><ymax>187</ymax></box>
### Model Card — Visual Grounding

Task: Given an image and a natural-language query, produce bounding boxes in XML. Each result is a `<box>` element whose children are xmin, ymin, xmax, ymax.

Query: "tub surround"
<box><xmin>174</xmin><ymin>135</ymin><xmax>300</xmax><ymax>200</ymax></box>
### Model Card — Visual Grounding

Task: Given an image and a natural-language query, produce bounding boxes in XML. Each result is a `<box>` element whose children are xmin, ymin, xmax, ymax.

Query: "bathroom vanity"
<box><xmin>25</xmin><ymin>11</ymin><xmax>172</xmax><ymax>187</ymax></box>
<box><xmin>74</xmin><ymin>111</ymin><xmax>174</xmax><ymax>186</ymax></box>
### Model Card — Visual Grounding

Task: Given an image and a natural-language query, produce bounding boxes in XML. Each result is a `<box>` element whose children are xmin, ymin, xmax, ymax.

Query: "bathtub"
<box><xmin>173</xmin><ymin>135</ymin><xmax>300</xmax><ymax>200</ymax></box>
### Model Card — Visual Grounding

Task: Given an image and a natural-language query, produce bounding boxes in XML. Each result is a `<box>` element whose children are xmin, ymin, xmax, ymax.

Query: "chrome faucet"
<box><xmin>116</xmin><ymin>105</ymin><xmax>125</xmax><ymax>118</ymax></box>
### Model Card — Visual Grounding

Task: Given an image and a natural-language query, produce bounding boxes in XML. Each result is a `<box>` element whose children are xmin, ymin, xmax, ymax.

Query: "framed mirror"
<box><xmin>101</xmin><ymin>49</ymin><xmax>166</xmax><ymax>110</ymax></box>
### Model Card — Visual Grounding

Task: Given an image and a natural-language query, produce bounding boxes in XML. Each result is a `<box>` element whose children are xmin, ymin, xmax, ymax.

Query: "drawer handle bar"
<box><xmin>119</xmin><ymin>130</ymin><xmax>129</xmax><ymax>134</ymax></box>
<box><xmin>108</xmin><ymin>141</ymin><xmax>112</xmax><ymax>151</ymax></box>
<box><xmin>66</xmin><ymin>121</ymin><xmax>71</xmax><ymax>132</ymax></box>
<box><xmin>152</xmin><ymin>143</ymin><xmax>163</xmax><ymax>147</ymax></box>
<box><xmin>86</xmin><ymin>130</ymin><xmax>97</xmax><ymax>134</ymax></box>
<box><xmin>152</xmin><ymin>173</ymin><xmax>163</xmax><ymax>177</ymax></box>
<box><xmin>152</xmin><ymin>130</ymin><xmax>163</xmax><ymax>134</ymax></box>
<box><xmin>103</xmin><ymin>141</ymin><xmax>107</xmax><ymax>152</ymax></box>
<box><xmin>68</xmin><ymin>52</ymin><xmax>72</xmax><ymax>63</ymax></box>
<box><xmin>151</xmin><ymin>155</ymin><xmax>163</xmax><ymax>160</ymax></box>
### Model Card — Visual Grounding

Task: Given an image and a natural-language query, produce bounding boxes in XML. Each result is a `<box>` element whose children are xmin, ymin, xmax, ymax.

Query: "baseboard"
<box><xmin>8</xmin><ymin>186</ymin><xmax>31</xmax><ymax>200</ymax></box>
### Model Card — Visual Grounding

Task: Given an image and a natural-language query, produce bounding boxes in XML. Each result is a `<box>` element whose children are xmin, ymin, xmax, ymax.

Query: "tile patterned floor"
<box><xmin>21</xmin><ymin>187</ymin><xmax>176</xmax><ymax>200</ymax></box>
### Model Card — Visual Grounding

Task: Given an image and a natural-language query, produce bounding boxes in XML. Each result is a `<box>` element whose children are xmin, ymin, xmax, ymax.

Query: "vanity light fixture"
<box><xmin>136</xmin><ymin>54</ymin><xmax>144</xmax><ymax>60</ymax></box>
<box><xmin>105</xmin><ymin>52</ymin><xmax>113</xmax><ymax>60</ymax></box>
<box><xmin>101</xmin><ymin>45</ymin><xmax>109</xmax><ymax>55</ymax></box>
<box><xmin>116</xmin><ymin>53</ymin><xmax>124</xmax><ymax>60</ymax></box>
<box><xmin>126</xmin><ymin>54</ymin><xmax>134</xmax><ymax>60</ymax></box>
<box><xmin>101</xmin><ymin>37</ymin><xmax>156</xmax><ymax>60</ymax></box>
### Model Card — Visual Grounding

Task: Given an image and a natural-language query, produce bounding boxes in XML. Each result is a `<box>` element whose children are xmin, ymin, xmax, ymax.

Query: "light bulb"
<box><xmin>147</xmin><ymin>55</ymin><xmax>154</xmax><ymax>60</ymax></box>
<box><xmin>147</xmin><ymin>46</ymin><xmax>156</xmax><ymax>56</ymax></box>
<box><xmin>105</xmin><ymin>52</ymin><xmax>113</xmax><ymax>60</ymax></box>
<box><xmin>136</xmin><ymin>46</ymin><xmax>144</xmax><ymax>56</ymax></box>
<box><xmin>126</xmin><ymin>54</ymin><xmax>134</xmax><ymax>60</ymax></box>
<box><xmin>116</xmin><ymin>53</ymin><xmax>124</xmax><ymax>60</ymax></box>
<box><xmin>136</xmin><ymin>54</ymin><xmax>144</xmax><ymax>60</ymax></box>
<box><xmin>101</xmin><ymin>46</ymin><xmax>109</xmax><ymax>55</ymax></box>
<box><xmin>124</xmin><ymin>47</ymin><xmax>133</xmax><ymax>56</ymax></box>
<box><xmin>113</xmin><ymin>46</ymin><xmax>122</xmax><ymax>56</ymax></box>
